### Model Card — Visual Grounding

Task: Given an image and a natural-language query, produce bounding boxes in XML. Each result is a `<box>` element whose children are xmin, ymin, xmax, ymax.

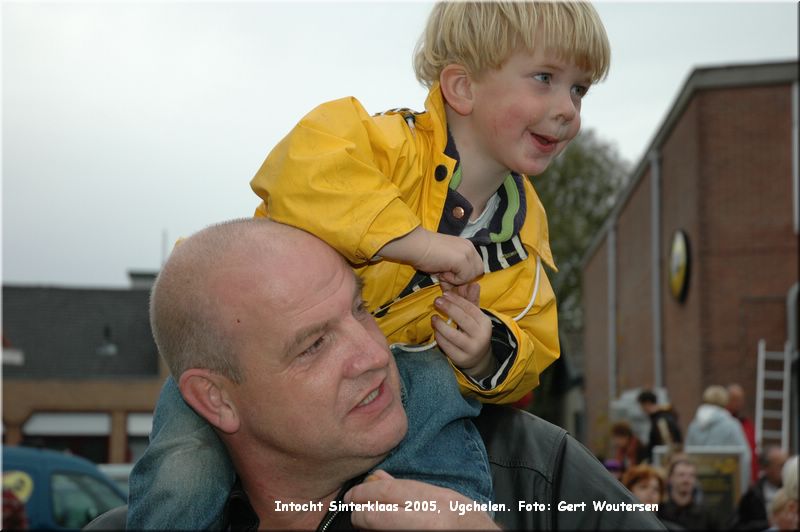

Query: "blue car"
<box><xmin>2</xmin><ymin>446</ymin><xmax>126</xmax><ymax>530</ymax></box>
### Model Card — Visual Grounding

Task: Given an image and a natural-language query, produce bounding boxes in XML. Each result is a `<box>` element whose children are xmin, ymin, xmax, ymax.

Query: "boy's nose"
<box><xmin>554</xmin><ymin>89</ymin><xmax>578</xmax><ymax>123</ymax></box>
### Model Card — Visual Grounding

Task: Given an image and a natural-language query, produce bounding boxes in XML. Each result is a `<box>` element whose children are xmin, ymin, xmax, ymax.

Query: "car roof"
<box><xmin>3</xmin><ymin>446</ymin><xmax>109</xmax><ymax>477</ymax></box>
<box><xmin>4</xmin><ymin>446</ymin><xmax>128</xmax><ymax>530</ymax></box>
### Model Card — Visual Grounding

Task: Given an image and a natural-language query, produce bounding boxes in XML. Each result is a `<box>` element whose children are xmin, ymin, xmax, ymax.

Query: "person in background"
<box><xmin>622</xmin><ymin>464</ymin><xmax>665</xmax><ymax>506</ymax></box>
<box><xmin>734</xmin><ymin>445</ymin><xmax>788</xmax><ymax>531</ymax></box>
<box><xmin>766</xmin><ymin>454</ymin><xmax>798</xmax><ymax>531</ymax></box>
<box><xmin>603</xmin><ymin>458</ymin><xmax>623</xmax><ymax>481</ymax></box>
<box><xmin>2</xmin><ymin>488</ymin><xmax>28</xmax><ymax>530</ymax></box>
<box><xmin>685</xmin><ymin>385</ymin><xmax>751</xmax><ymax>484</ymax></box>
<box><xmin>781</xmin><ymin>454</ymin><xmax>797</xmax><ymax>498</ymax></box>
<box><xmin>624</xmin><ymin>464</ymin><xmax>686</xmax><ymax>530</ymax></box>
<box><xmin>765</xmin><ymin>487</ymin><xmax>798</xmax><ymax>531</ymax></box>
<box><xmin>638</xmin><ymin>390</ymin><xmax>683</xmax><ymax>463</ymax></box>
<box><xmin>611</xmin><ymin>420</ymin><xmax>648</xmax><ymax>473</ymax></box>
<box><xmin>658</xmin><ymin>455</ymin><xmax>719</xmax><ymax>531</ymax></box>
<box><xmin>727</xmin><ymin>383</ymin><xmax>759</xmax><ymax>484</ymax></box>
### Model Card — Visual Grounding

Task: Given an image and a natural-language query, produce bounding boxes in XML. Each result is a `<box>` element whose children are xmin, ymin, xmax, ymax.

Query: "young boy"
<box><xmin>127</xmin><ymin>2</ymin><xmax>610</xmax><ymax>528</ymax></box>
<box><xmin>251</xmin><ymin>0</ymin><xmax>609</xmax><ymax>402</ymax></box>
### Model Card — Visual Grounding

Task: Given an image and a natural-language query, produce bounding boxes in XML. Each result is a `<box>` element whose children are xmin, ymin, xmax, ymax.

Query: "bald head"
<box><xmin>727</xmin><ymin>383</ymin><xmax>745</xmax><ymax>415</ymax></box>
<box><xmin>150</xmin><ymin>218</ymin><xmax>336</xmax><ymax>381</ymax></box>
<box><xmin>762</xmin><ymin>446</ymin><xmax>789</xmax><ymax>485</ymax></box>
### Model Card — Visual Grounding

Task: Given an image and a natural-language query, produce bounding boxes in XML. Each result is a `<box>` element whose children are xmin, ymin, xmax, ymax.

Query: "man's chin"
<box><xmin>365</xmin><ymin>410</ymin><xmax>408</xmax><ymax>460</ymax></box>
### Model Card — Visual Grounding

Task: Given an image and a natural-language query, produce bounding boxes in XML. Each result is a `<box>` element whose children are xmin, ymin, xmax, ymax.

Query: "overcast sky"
<box><xmin>2</xmin><ymin>1</ymin><xmax>797</xmax><ymax>288</ymax></box>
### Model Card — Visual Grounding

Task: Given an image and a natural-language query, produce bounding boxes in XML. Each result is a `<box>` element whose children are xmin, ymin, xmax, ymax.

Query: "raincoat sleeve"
<box><xmin>454</xmin><ymin>268</ymin><xmax>560</xmax><ymax>404</ymax></box>
<box><xmin>250</xmin><ymin>97</ymin><xmax>421</xmax><ymax>264</ymax></box>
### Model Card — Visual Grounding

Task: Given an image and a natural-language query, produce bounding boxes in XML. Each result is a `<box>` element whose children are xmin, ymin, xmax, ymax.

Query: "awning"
<box><xmin>23</xmin><ymin>413</ymin><xmax>111</xmax><ymax>436</ymax></box>
<box><xmin>126</xmin><ymin>413</ymin><xmax>153</xmax><ymax>436</ymax></box>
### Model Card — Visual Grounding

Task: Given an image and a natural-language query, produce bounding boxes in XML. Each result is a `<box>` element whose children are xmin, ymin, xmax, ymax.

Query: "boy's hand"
<box><xmin>419</xmin><ymin>231</ymin><xmax>484</xmax><ymax>286</ymax></box>
<box><xmin>432</xmin><ymin>283</ymin><xmax>496</xmax><ymax>380</ymax></box>
<box><xmin>378</xmin><ymin>228</ymin><xmax>483</xmax><ymax>285</ymax></box>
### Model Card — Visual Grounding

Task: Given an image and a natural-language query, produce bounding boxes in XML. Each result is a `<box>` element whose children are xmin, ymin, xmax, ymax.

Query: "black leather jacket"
<box><xmin>476</xmin><ymin>405</ymin><xmax>666</xmax><ymax>531</ymax></box>
<box><xmin>221</xmin><ymin>406</ymin><xmax>666</xmax><ymax>531</ymax></box>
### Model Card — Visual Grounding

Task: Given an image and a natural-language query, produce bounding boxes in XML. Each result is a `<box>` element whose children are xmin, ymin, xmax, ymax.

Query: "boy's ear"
<box><xmin>439</xmin><ymin>64</ymin><xmax>474</xmax><ymax>116</ymax></box>
<box><xmin>178</xmin><ymin>368</ymin><xmax>240</xmax><ymax>434</ymax></box>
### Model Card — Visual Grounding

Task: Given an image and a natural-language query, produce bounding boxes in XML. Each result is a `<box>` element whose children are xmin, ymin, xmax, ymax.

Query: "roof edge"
<box><xmin>581</xmin><ymin>59</ymin><xmax>799</xmax><ymax>268</ymax></box>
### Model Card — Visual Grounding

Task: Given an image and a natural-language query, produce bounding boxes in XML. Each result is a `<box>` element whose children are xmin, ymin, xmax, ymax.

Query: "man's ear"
<box><xmin>178</xmin><ymin>368</ymin><xmax>240</xmax><ymax>434</ymax></box>
<box><xmin>439</xmin><ymin>64</ymin><xmax>474</xmax><ymax>116</ymax></box>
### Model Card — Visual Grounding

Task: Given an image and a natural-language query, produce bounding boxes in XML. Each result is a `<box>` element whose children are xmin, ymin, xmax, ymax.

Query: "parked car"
<box><xmin>97</xmin><ymin>463</ymin><xmax>134</xmax><ymax>496</ymax></box>
<box><xmin>2</xmin><ymin>446</ymin><xmax>126</xmax><ymax>530</ymax></box>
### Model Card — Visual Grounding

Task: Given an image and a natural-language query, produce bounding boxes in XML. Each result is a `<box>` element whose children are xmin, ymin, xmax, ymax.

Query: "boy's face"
<box><xmin>467</xmin><ymin>46</ymin><xmax>592</xmax><ymax>177</ymax></box>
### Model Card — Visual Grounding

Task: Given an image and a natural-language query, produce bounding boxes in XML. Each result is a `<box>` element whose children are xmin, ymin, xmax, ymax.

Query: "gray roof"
<box><xmin>2</xmin><ymin>285</ymin><xmax>159</xmax><ymax>378</ymax></box>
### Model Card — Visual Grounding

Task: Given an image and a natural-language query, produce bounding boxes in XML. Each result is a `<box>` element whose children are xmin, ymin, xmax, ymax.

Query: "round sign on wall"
<box><xmin>668</xmin><ymin>229</ymin><xmax>691</xmax><ymax>303</ymax></box>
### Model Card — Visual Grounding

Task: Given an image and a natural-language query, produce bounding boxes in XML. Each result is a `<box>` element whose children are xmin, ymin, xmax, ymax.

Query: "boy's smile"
<box><xmin>467</xmin><ymin>46</ymin><xmax>592</xmax><ymax>179</ymax></box>
<box><xmin>530</xmin><ymin>132</ymin><xmax>559</xmax><ymax>154</ymax></box>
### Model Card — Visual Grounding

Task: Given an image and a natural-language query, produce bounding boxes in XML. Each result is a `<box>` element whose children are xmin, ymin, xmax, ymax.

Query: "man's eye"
<box><xmin>301</xmin><ymin>336</ymin><xmax>327</xmax><ymax>357</ymax></box>
<box><xmin>533</xmin><ymin>73</ymin><xmax>551</xmax><ymax>83</ymax></box>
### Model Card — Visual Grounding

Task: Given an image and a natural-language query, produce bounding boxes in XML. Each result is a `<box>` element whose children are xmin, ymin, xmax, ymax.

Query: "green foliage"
<box><xmin>530</xmin><ymin>129</ymin><xmax>630</xmax><ymax>336</ymax></box>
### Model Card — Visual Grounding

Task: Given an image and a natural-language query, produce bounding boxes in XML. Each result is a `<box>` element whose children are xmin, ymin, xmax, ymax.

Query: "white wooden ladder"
<box><xmin>755</xmin><ymin>339</ymin><xmax>792</xmax><ymax>451</ymax></box>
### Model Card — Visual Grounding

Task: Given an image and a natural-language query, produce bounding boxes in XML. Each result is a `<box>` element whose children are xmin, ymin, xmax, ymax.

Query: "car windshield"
<box><xmin>51</xmin><ymin>471</ymin><xmax>125</xmax><ymax>529</ymax></box>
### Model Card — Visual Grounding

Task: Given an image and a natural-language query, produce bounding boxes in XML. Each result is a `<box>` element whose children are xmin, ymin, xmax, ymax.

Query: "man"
<box><xmin>637</xmin><ymin>390</ymin><xmax>683</xmax><ymax>463</ymax></box>
<box><xmin>727</xmin><ymin>383</ymin><xmax>759</xmax><ymax>483</ymax></box>
<box><xmin>138</xmin><ymin>218</ymin><xmax>664</xmax><ymax>530</ymax></box>
<box><xmin>734</xmin><ymin>446</ymin><xmax>788</xmax><ymax>531</ymax></box>
<box><xmin>658</xmin><ymin>456</ymin><xmax>719</xmax><ymax>530</ymax></box>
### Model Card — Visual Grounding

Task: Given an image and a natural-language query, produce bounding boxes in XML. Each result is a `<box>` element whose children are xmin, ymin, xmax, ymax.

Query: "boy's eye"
<box><xmin>532</xmin><ymin>73</ymin><xmax>552</xmax><ymax>84</ymax></box>
<box><xmin>571</xmin><ymin>85</ymin><xmax>590</xmax><ymax>99</ymax></box>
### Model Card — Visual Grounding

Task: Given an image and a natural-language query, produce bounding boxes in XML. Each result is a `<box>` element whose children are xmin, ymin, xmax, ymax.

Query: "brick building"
<box><xmin>2</xmin><ymin>273</ymin><xmax>166</xmax><ymax>464</ymax></box>
<box><xmin>581</xmin><ymin>61</ymin><xmax>798</xmax><ymax>456</ymax></box>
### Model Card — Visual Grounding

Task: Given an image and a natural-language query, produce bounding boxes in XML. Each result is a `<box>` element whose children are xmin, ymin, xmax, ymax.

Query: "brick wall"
<box><xmin>582</xmin><ymin>235</ymin><xmax>610</xmax><ymax>453</ymax></box>
<box><xmin>615</xmin><ymin>172</ymin><xmax>655</xmax><ymax>393</ymax></box>
<box><xmin>660</xmin><ymin>96</ymin><xmax>704</xmax><ymax>431</ymax></box>
<box><xmin>582</xmin><ymin>74</ymin><xmax>797</xmax><ymax>451</ymax></box>
<box><xmin>697</xmin><ymin>84</ymin><xmax>796</xmax><ymax>421</ymax></box>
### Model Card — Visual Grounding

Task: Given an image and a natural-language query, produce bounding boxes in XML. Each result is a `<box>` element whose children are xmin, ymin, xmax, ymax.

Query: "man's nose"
<box><xmin>341</xmin><ymin>319</ymin><xmax>390</xmax><ymax>378</ymax></box>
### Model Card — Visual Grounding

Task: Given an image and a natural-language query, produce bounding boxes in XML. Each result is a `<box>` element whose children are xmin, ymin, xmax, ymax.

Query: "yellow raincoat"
<box><xmin>251</xmin><ymin>84</ymin><xmax>560</xmax><ymax>404</ymax></box>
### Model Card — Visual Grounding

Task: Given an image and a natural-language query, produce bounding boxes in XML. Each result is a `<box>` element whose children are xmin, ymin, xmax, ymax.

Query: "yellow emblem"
<box><xmin>669</xmin><ymin>230</ymin><xmax>690</xmax><ymax>302</ymax></box>
<box><xmin>3</xmin><ymin>470</ymin><xmax>34</xmax><ymax>503</ymax></box>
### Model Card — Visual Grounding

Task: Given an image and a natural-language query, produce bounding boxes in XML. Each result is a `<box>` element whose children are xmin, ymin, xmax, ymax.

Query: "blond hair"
<box><xmin>768</xmin><ymin>487</ymin><xmax>794</xmax><ymax>517</ymax></box>
<box><xmin>703</xmin><ymin>385</ymin><xmax>729</xmax><ymax>408</ymax></box>
<box><xmin>413</xmin><ymin>1</ymin><xmax>611</xmax><ymax>88</ymax></box>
